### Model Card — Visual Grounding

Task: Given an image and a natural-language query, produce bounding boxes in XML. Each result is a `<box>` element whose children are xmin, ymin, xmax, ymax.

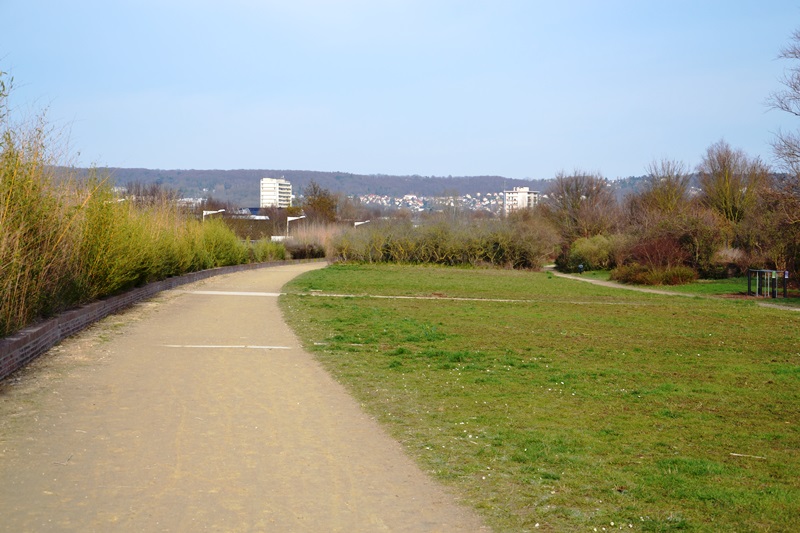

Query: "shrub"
<box><xmin>291</xmin><ymin>222</ymin><xmax>344</xmax><ymax>258</ymax></box>
<box><xmin>331</xmin><ymin>217</ymin><xmax>559</xmax><ymax>270</ymax></box>
<box><xmin>200</xmin><ymin>218</ymin><xmax>250</xmax><ymax>267</ymax></box>
<box><xmin>251</xmin><ymin>239</ymin><xmax>286</xmax><ymax>262</ymax></box>
<box><xmin>0</xmin><ymin>128</ymin><xmax>73</xmax><ymax>332</ymax></box>
<box><xmin>558</xmin><ymin>234</ymin><xmax>613</xmax><ymax>272</ymax></box>
<box><xmin>285</xmin><ymin>241</ymin><xmax>326</xmax><ymax>259</ymax></box>
<box><xmin>0</xmin><ymin>79</ymin><xmax>257</xmax><ymax>336</ymax></box>
<box><xmin>610</xmin><ymin>264</ymin><xmax>697</xmax><ymax>285</ymax></box>
<box><xmin>73</xmin><ymin>178</ymin><xmax>152</xmax><ymax>297</ymax></box>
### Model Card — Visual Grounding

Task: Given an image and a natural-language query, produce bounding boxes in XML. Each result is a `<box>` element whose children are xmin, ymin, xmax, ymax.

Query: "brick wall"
<box><xmin>0</xmin><ymin>260</ymin><xmax>315</xmax><ymax>381</ymax></box>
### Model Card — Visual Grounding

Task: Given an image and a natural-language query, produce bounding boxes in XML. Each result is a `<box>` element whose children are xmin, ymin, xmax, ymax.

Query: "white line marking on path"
<box><xmin>162</xmin><ymin>345</ymin><xmax>291</xmax><ymax>350</ymax></box>
<box><xmin>185</xmin><ymin>290</ymin><xmax>283</xmax><ymax>297</ymax></box>
<box><xmin>302</xmin><ymin>293</ymin><xmax>654</xmax><ymax>306</ymax></box>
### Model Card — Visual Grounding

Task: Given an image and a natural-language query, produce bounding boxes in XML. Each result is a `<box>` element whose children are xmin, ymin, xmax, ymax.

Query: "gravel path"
<box><xmin>0</xmin><ymin>263</ymin><xmax>487</xmax><ymax>532</ymax></box>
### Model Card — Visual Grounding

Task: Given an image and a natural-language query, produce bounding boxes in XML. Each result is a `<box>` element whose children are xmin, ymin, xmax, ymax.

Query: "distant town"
<box><xmin>256</xmin><ymin>176</ymin><xmax>541</xmax><ymax>216</ymax></box>
<box><xmin>80</xmin><ymin>166</ymin><xmax>684</xmax><ymax>217</ymax></box>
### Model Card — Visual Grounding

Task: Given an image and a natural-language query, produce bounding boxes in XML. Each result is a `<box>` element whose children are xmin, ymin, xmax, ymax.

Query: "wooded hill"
<box><xmin>67</xmin><ymin>167</ymin><xmax>570</xmax><ymax>207</ymax></box>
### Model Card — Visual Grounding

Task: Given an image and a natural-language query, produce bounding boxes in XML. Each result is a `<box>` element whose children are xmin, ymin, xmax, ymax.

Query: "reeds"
<box><xmin>0</xmin><ymin>99</ymin><xmax>278</xmax><ymax>337</ymax></box>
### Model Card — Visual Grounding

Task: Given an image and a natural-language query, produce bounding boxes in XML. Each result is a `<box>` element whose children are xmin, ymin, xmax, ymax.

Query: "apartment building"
<box><xmin>259</xmin><ymin>177</ymin><xmax>293</xmax><ymax>208</ymax></box>
<box><xmin>503</xmin><ymin>186</ymin><xmax>540</xmax><ymax>215</ymax></box>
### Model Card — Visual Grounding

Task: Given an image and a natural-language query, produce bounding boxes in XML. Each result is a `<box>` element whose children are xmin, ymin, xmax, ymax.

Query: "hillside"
<box><xmin>66</xmin><ymin>167</ymin><xmax>559</xmax><ymax>207</ymax></box>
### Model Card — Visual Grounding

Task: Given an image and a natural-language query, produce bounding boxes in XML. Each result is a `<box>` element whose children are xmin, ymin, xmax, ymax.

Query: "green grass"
<box><xmin>567</xmin><ymin>269</ymin><xmax>613</xmax><ymax>282</ymax></box>
<box><xmin>281</xmin><ymin>263</ymin><xmax>800</xmax><ymax>532</ymax></box>
<box><xmin>564</xmin><ymin>271</ymin><xmax>800</xmax><ymax>308</ymax></box>
<box><xmin>646</xmin><ymin>276</ymin><xmax>750</xmax><ymax>296</ymax></box>
<box><xmin>621</xmin><ymin>275</ymin><xmax>800</xmax><ymax>308</ymax></box>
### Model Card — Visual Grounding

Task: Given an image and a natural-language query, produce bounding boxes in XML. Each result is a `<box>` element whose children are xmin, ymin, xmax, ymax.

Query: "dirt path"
<box><xmin>548</xmin><ymin>268</ymin><xmax>800</xmax><ymax>311</ymax></box>
<box><xmin>546</xmin><ymin>267</ymin><xmax>702</xmax><ymax>297</ymax></box>
<box><xmin>0</xmin><ymin>263</ymin><xmax>487</xmax><ymax>532</ymax></box>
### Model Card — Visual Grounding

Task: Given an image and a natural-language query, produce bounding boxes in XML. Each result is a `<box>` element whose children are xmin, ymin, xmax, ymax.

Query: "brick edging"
<box><xmin>0</xmin><ymin>259</ymin><xmax>321</xmax><ymax>382</ymax></box>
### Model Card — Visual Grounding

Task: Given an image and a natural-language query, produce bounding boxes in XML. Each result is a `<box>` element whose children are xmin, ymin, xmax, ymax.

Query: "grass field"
<box><xmin>645</xmin><ymin>276</ymin><xmax>800</xmax><ymax>307</ymax></box>
<box><xmin>280</xmin><ymin>264</ymin><xmax>800</xmax><ymax>532</ymax></box>
<box><xmin>571</xmin><ymin>271</ymin><xmax>800</xmax><ymax>308</ymax></box>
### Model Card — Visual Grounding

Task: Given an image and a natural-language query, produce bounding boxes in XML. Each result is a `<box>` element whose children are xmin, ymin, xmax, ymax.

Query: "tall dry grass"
<box><xmin>291</xmin><ymin>222</ymin><xmax>344</xmax><ymax>258</ymax></box>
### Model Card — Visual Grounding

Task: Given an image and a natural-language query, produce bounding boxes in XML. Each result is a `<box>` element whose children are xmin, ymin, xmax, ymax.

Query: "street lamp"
<box><xmin>202</xmin><ymin>208</ymin><xmax>225</xmax><ymax>221</ymax></box>
<box><xmin>286</xmin><ymin>215</ymin><xmax>305</xmax><ymax>237</ymax></box>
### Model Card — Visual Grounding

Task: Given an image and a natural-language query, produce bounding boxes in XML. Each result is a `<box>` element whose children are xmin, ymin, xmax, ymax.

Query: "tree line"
<box><xmin>314</xmin><ymin>136</ymin><xmax>795</xmax><ymax>284</ymax></box>
<box><xmin>297</xmin><ymin>30</ymin><xmax>800</xmax><ymax>284</ymax></box>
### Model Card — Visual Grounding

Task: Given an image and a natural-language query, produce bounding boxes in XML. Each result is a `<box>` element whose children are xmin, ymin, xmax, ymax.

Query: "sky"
<box><xmin>2</xmin><ymin>1</ymin><xmax>799</xmax><ymax>180</ymax></box>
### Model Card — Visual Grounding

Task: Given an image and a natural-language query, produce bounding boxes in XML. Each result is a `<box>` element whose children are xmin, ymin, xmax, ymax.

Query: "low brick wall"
<box><xmin>0</xmin><ymin>260</ymin><xmax>315</xmax><ymax>382</ymax></box>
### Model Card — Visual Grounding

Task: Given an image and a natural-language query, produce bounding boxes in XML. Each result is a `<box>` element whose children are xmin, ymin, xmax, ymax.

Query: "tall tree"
<box><xmin>301</xmin><ymin>180</ymin><xmax>338</xmax><ymax>223</ymax></box>
<box><xmin>641</xmin><ymin>159</ymin><xmax>691</xmax><ymax>214</ymax></box>
<box><xmin>625</xmin><ymin>159</ymin><xmax>692</xmax><ymax>231</ymax></box>
<box><xmin>697</xmin><ymin>140</ymin><xmax>768</xmax><ymax>225</ymax></box>
<box><xmin>768</xmin><ymin>28</ymin><xmax>800</xmax><ymax>181</ymax></box>
<box><xmin>765</xmin><ymin>28</ymin><xmax>800</xmax><ymax>255</ymax></box>
<box><xmin>542</xmin><ymin>171</ymin><xmax>618</xmax><ymax>243</ymax></box>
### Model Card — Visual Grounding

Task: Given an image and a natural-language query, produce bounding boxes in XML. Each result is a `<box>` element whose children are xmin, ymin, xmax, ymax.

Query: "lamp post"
<box><xmin>202</xmin><ymin>208</ymin><xmax>225</xmax><ymax>221</ymax></box>
<box><xmin>286</xmin><ymin>215</ymin><xmax>305</xmax><ymax>237</ymax></box>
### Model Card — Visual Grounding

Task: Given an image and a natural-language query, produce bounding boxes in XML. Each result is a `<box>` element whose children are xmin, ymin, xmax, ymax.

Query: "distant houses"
<box><xmin>187</xmin><ymin>176</ymin><xmax>541</xmax><ymax>217</ymax></box>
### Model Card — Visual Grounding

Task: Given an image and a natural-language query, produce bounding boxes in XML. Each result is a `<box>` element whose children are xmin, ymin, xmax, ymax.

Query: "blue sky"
<box><xmin>2</xmin><ymin>1</ymin><xmax>798</xmax><ymax>179</ymax></box>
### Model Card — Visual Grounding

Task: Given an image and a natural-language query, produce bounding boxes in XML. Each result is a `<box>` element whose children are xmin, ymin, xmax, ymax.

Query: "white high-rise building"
<box><xmin>260</xmin><ymin>177</ymin><xmax>292</xmax><ymax>208</ymax></box>
<box><xmin>503</xmin><ymin>186</ymin><xmax>540</xmax><ymax>215</ymax></box>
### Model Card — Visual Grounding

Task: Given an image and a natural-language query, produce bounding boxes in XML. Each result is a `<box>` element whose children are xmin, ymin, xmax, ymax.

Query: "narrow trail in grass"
<box><xmin>546</xmin><ymin>267</ymin><xmax>702</xmax><ymax>297</ymax></box>
<box><xmin>546</xmin><ymin>267</ymin><xmax>800</xmax><ymax>311</ymax></box>
<box><xmin>0</xmin><ymin>263</ymin><xmax>487</xmax><ymax>532</ymax></box>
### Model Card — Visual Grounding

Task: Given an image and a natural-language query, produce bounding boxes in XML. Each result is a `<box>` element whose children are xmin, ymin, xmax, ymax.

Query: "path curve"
<box><xmin>0</xmin><ymin>263</ymin><xmax>488</xmax><ymax>532</ymax></box>
<box><xmin>547</xmin><ymin>268</ymin><xmax>800</xmax><ymax>311</ymax></box>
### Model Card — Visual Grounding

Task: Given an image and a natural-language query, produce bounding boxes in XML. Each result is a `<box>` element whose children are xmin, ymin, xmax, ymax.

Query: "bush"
<box><xmin>200</xmin><ymin>218</ymin><xmax>250</xmax><ymax>267</ymax></box>
<box><xmin>285</xmin><ymin>241</ymin><xmax>326</xmax><ymax>260</ymax></box>
<box><xmin>291</xmin><ymin>222</ymin><xmax>344</xmax><ymax>258</ymax></box>
<box><xmin>331</xmin><ymin>217</ymin><xmax>559</xmax><ymax>269</ymax></box>
<box><xmin>557</xmin><ymin>234</ymin><xmax>613</xmax><ymax>272</ymax></box>
<box><xmin>610</xmin><ymin>264</ymin><xmax>697</xmax><ymax>285</ymax></box>
<box><xmin>250</xmin><ymin>239</ymin><xmax>286</xmax><ymax>262</ymax></box>
<box><xmin>0</xmin><ymin>128</ymin><xmax>73</xmax><ymax>330</ymax></box>
<box><xmin>0</xmin><ymin>77</ymin><xmax>258</xmax><ymax>336</ymax></box>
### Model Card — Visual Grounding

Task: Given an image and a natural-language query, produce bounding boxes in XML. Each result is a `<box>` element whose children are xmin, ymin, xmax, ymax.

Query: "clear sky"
<box><xmin>2</xmin><ymin>1</ymin><xmax>798</xmax><ymax>180</ymax></box>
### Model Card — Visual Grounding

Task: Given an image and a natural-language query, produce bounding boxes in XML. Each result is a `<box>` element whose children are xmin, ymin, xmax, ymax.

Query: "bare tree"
<box><xmin>126</xmin><ymin>180</ymin><xmax>179</xmax><ymax>206</ymax></box>
<box><xmin>301</xmin><ymin>180</ymin><xmax>338</xmax><ymax>224</ymax></box>
<box><xmin>642</xmin><ymin>159</ymin><xmax>691</xmax><ymax>214</ymax></box>
<box><xmin>766</xmin><ymin>27</ymin><xmax>800</xmax><ymax>221</ymax></box>
<box><xmin>625</xmin><ymin>159</ymin><xmax>692</xmax><ymax>231</ymax></box>
<box><xmin>768</xmin><ymin>29</ymin><xmax>800</xmax><ymax>177</ymax></box>
<box><xmin>697</xmin><ymin>140</ymin><xmax>768</xmax><ymax>225</ymax></box>
<box><xmin>542</xmin><ymin>171</ymin><xmax>618</xmax><ymax>242</ymax></box>
<box><xmin>764</xmin><ymin>29</ymin><xmax>800</xmax><ymax>277</ymax></box>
